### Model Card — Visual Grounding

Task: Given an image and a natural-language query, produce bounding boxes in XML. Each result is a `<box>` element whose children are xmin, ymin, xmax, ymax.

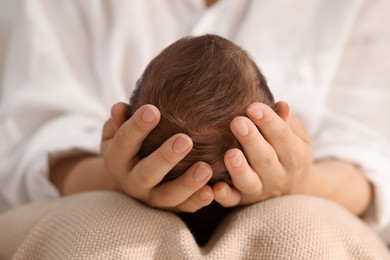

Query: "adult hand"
<box><xmin>213</xmin><ymin>101</ymin><xmax>313</xmax><ymax>207</ymax></box>
<box><xmin>101</xmin><ymin>102</ymin><xmax>214</xmax><ymax>212</ymax></box>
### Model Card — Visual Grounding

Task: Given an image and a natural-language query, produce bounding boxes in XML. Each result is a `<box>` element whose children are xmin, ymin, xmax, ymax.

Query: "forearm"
<box><xmin>50</xmin><ymin>155</ymin><xmax>116</xmax><ymax>196</ymax></box>
<box><xmin>299</xmin><ymin>159</ymin><xmax>373</xmax><ymax>216</ymax></box>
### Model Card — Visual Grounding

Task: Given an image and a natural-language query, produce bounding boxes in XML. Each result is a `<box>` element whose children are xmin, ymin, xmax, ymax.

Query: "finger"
<box><xmin>213</xmin><ymin>182</ymin><xmax>241</xmax><ymax>207</ymax></box>
<box><xmin>101</xmin><ymin>103</ymin><xmax>131</xmax><ymax>156</ymax></box>
<box><xmin>245</xmin><ymin>102</ymin><xmax>301</xmax><ymax>165</ymax></box>
<box><xmin>148</xmin><ymin>162</ymin><xmax>213</xmax><ymax>209</ymax></box>
<box><xmin>275</xmin><ymin>101</ymin><xmax>309</xmax><ymax>143</ymax></box>
<box><xmin>176</xmin><ymin>185</ymin><xmax>214</xmax><ymax>213</ymax></box>
<box><xmin>224</xmin><ymin>149</ymin><xmax>263</xmax><ymax>195</ymax></box>
<box><xmin>230</xmin><ymin>116</ymin><xmax>280</xmax><ymax>175</ymax></box>
<box><xmin>246</xmin><ymin>102</ymin><xmax>293</xmax><ymax>145</ymax></box>
<box><xmin>126</xmin><ymin>133</ymin><xmax>193</xmax><ymax>196</ymax></box>
<box><xmin>288</xmin><ymin>115</ymin><xmax>311</xmax><ymax>144</ymax></box>
<box><xmin>106</xmin><ymin>104</ymin><xmax>160</xmax><ymax>178</ymax></box>
<box><xmin>275</xmin><ymin>101</ymin><xmax>290</xmax><ymax>122</ymax></box>
<box><xmin>111</xmin><ymin>102</ymin><xmax>130</xmax><ymax>129</ymax></box>
<box><xmin>275</xmin><ymin>101</ymin><xmax>310</xmax><ymax>142</ymax></box>
<box><xmin>102</xmin><ymin>102</ymin><xmax>128</xmax><ymax>143</ymax></box>
<box><xmin>101</xmin><ymin>118</ymin><xmax>117</xmax><ymax>157</ymax></box>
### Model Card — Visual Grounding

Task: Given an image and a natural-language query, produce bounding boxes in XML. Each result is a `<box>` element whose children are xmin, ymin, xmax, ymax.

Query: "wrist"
<box><xmin>296</xmin><ymin>159</ymin><xmax>373</xmax><ymax>216</ymax></box>
<box><xmin>50</xmin><ymin>154</ymin><xmax>116</xmax><ymax>195</ymax></box>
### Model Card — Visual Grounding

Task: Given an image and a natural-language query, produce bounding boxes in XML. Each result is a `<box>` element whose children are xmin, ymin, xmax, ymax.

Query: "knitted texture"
<box><xmin>1</xmin><ymin>192</ymin><xmax>389</xmax><ymax>260</ymax></box>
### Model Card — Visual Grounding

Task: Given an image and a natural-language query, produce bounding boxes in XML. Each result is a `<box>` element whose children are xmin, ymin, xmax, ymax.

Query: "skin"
<box><xmin>205</xmin><ymin>0</ymin><xmax>218</xmax><ymax>7</ymax></box>
<box><xmin>214</xmin><ymin>102</ymin><xmax>373</xmax><ymax>216</ymax></box>
<box><xmin>50</xmin><ymin>101</ymin><xmax>373</xmax><ymax>216</ymax></box>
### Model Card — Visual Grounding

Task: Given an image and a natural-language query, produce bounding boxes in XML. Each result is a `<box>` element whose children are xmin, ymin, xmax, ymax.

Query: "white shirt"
<box><xmin>1</xmin><ymin>0</ymin><xmax>390</xmax><ymax>243</ymax></box>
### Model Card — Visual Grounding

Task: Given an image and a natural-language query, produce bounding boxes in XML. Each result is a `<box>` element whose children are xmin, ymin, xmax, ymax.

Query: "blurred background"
<box><xmin>0</xmin><ymin>0</ymin><xmax>388</xmax><ymax>139</ymax></box>
<box><xmin>0</xmin><ymin>0</ymin><xmax>18</xmax><ymax>90</ymax></box>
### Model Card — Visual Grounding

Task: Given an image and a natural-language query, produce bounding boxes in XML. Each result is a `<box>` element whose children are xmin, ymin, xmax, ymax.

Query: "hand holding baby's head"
<box><xmin>128</xmin><ymin>34</ymin><xmax>275</xmax><ymax>184</ymax></box>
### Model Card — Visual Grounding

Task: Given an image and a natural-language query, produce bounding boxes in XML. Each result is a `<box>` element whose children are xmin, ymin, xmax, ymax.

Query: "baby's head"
<box><xmin>127</xmin><ymin>34</ymin><xmax>275</xmax><ymax>184</ymax></box>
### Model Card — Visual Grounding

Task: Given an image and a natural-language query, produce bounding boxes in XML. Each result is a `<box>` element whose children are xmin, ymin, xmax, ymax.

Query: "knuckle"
<box><xmin>156</xmin><ymin>147</ymin><xmax>178</xmax><ymax>165</ymax></box>
<box><xmin>251</xmin><ymin>151</ymin><xmax>274</xmax><ymax>168</ymax></box>
<box><xmin>261</xmin><ymin>152</ymin><xmax>274</xmax><ymax>166</ymax></box>
<box><xmin>115</xmin><ymin>129</ymin><xmax>134</xmax><ymax>150</ymax></box>
<box><xmin>287</xmin><ymin>153</ymin><xmax>301</xmax><ymax>169</ymax></box>
<box><xmin>243</xmin><ymin>184</ymin><xmax>262</xmax><ymax>197</ymax></box>
<box><xmin>240</xmin><ymin>128</ymin><xmax>259</xmax><ymax>145</ymax></box>
<box><xmin>182</xmin><ymin>178</ymin><xmax>196</xmax><ymax>191</ymax></box>
<box><xmin>268</xmin><ymin>123</ymin><xmax>289</xmax><ymax>144</ymax></box>
<box><xmin>137</xmin><ymin>167</ymin><xmax>158</xmax><ymax>188</ymax></box>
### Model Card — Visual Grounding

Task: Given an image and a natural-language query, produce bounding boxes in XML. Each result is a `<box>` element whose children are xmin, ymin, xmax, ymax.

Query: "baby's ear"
<box><xmin>275</xmin><ymin>101</ymin><xmax>290</xmax><ymax>122</ymax></box>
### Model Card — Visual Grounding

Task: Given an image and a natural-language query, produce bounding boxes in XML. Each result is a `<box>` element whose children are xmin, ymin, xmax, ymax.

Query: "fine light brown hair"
<box><xmin>127</xmin><ymin>34</ymin><xmax>275</xmax><ymax>184</ymax></box>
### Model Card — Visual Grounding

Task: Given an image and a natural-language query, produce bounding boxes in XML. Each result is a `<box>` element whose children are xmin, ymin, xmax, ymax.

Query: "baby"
<box><xmin>127</xmin><ymin>34</ymin><xmax>275</xmax><ymax>245</ymax></box>
<box><xmin>127</xmin><ymin>34</ymin><xmax>275</xmax><ymax>186</ymax></box>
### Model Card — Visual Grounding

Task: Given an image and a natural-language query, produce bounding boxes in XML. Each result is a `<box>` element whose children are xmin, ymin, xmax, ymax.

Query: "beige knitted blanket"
<box><xmin>0</xmin><ymin>192</ymin><xmax>389</xmax><ymax>259</ymax></box>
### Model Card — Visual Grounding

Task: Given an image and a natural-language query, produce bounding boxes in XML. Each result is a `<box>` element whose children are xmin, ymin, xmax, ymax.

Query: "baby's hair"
<box><xmin>127</xmin><ymin>34</ymin><xmax>275</xmax><ymax>184</ymax></box>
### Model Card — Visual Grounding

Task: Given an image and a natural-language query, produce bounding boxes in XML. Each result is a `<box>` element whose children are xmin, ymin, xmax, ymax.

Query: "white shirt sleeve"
<box><xmin>0</xmin><ymin>0</ymin><xmax>108</xmax><ymax>211</ymax></box>
<box><xmin>314</xmin><ymin>0</ymin><xmax>390</xmax><ymax>243</ymax></box>
<box><xmin>1</xmin><ymin>0</ymin><xmax>390</xmax><ymax>245</ymax></box>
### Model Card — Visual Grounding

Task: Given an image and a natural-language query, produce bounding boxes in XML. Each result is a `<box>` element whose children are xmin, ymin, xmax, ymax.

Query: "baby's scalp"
<box><xmin>128</xmin><ymin>34</ymin><xmax>275</xmax><ymax>184</ymax></box>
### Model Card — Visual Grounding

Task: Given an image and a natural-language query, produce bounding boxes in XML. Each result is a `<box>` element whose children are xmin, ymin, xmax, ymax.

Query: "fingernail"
<box><xmin>199</xmin><ymin>191</ymin><xmax>212</xmax><ymax>201</ymax></box>
<box><xmin>141</xmin><ymin>107</ymin><xmax>156</xmax><ymax>123</ymax></box>
<box><xmin>193</xmin><ymin>164</ymin><xmax>209</xmax><ymax>182</ymax></box>
<box><xmin>172</xmin><ymin>136</ymin><xmax>191</xmax><ymax>154</ymax></box>
<box><xmin>229</xmin><ymin>154</ymin><xmax>242</xmax><ymax>168</ymax></box>
<box><xmin>248</xmin><ymin>106</ymin><xmax>263</xmax><ymax>120</ymax></box>
<box><xmin>235</xmin><ymin>122</ymin><xmax>249</xmax><ymax>136</ymax></box>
